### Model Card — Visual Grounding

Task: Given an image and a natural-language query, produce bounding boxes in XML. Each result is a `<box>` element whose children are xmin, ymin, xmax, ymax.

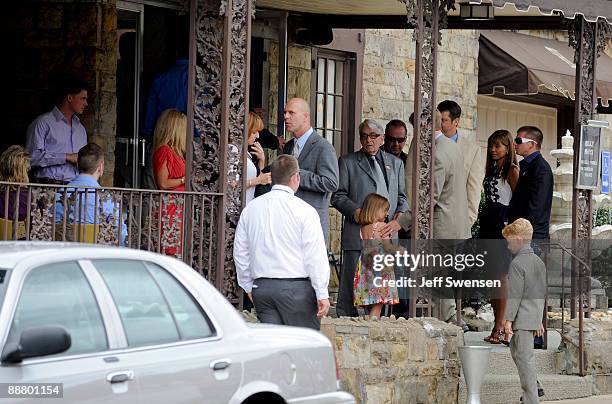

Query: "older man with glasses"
<box><xmin>331</xmin><ymin>119</ymin><xmax>408</xmax><ymax>317</ymax></box>
<box><xmin>508</xmin><ymin>126</ymin><xmax>554</xmax><ymax>242</ymax></box>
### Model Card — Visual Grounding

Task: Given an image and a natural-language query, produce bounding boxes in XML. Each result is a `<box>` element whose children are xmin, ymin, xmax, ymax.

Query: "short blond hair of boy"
<box><xmin>502</xmin><ymin>218</ymin><xmax>533</xmax><ymax>239</ymax></box>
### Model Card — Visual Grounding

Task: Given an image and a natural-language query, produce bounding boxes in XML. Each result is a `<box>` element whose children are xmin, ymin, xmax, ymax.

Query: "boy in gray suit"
<box><xmin>503</xmin><ymin>218</ymin><xmax>546</xmax><ymax>404</ymax></box>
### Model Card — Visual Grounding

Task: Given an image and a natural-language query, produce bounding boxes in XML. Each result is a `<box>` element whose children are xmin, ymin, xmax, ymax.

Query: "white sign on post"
<box><xmin>576</xmin><ymin>124</ymin><xmax>602</xmax><ymax>190</ymax></box>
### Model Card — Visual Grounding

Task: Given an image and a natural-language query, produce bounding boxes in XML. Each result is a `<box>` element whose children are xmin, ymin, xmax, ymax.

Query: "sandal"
<box><xmin>484</xmin><ymin>328</ymin><xmax>503</xmax><ymax>344</ymax></box>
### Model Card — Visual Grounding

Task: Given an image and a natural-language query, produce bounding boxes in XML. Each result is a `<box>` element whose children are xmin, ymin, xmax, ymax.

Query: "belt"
<box><xmin>256</xmin><ymin>277</ymin><xmax>310</xmax><ymax>281</ymax></box>
<box><xmin>36</xmin><ymin>178</ymin><xmax>69</xmax><ymax>185</ymax></box>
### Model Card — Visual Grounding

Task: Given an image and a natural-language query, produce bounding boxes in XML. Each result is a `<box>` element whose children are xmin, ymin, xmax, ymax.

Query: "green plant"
<box><xmin>594</xmin><ymin>206</ymin><xmax>612</xmax><ymax>227</ymax></box>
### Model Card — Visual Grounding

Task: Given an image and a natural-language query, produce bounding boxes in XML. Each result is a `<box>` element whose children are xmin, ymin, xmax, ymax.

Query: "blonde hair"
<box><xmin>153</xmin><ymin>109</ymin><xmax>187</xmax><ymax>157</ymax></box>
<box><xmin>0</xmin><ymin>145</ymin><xmax>30</xmax><ymax>183</ymax></box>
<box><xmin>502</xmin><ymin>218</ymin><xmax>533</xmax><ymax>240</ymax></box>
<box><xmin>248</xmin><ymin>112</ymin><xmax>264</xmax><ymax>135</ymax></box>
<box><xmin>359</xmin><ymin>194</ymin><xmax>390</xmax><ymax>225</ymax></box>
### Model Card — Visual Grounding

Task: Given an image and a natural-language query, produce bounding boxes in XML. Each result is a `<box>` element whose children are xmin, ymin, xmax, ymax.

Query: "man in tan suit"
<box><xmin>438</xmin><ymin>100</ymin><xmax>484</xmax><ymax>227</ymax></box>
<box><xmin>405</xmin><ymin>102</ymin><xmax>484</xmax><ymax>227</ymax></box>
<box><xmin>381</xmin><ymin>114</ymin><xmax>471</xmax><ymax>323</ymax></box>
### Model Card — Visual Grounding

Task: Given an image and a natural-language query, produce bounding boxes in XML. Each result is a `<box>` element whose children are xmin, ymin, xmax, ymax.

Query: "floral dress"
<box><xmin>153</xmin><ymin>145</ymin><xmax>186</xmax><ymax>257</ymax></box>
<box><xmin>353</xmin><ymin>222</ymin><xmax>399</xmax><ymax>306</ymax></box>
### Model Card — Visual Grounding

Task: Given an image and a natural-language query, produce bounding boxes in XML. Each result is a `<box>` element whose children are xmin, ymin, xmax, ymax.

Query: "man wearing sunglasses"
<box><xmin>384</xmin><ymin>120</ymin><xmax>409</xmax><ymax>166</ymax></box>
<box><xmin>508</xmin><ymin>126</ymin><xmax>554</xmax><ymax>241</ymax></box>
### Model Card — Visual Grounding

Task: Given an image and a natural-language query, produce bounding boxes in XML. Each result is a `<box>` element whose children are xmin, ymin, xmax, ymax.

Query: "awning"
<box><xmin>257</xmin><ymin>0</ymin><xmax>612</xmax><ymax>23</ymax></box>
<box><xmin>478</xmin><ymin>30</ymin><xmax>612</xmax><ymax>106</ymax></box>
<box><xmin>473</xmin><ymin>0</ymin><xmax>612</xmax><ymax>23</ymax></box>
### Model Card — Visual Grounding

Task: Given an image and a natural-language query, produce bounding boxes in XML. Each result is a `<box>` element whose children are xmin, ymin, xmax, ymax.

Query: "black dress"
<box><xmin>479</xmin><ymin>166</ymin><xmax>512</xmax><ymax>274</ymax></box>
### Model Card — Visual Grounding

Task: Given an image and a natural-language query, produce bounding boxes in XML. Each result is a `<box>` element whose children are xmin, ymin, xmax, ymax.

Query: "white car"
<box><xmin>0</xmin><ymin>243</ymin><xmax>354</xmax><ymax>404</ymax></box>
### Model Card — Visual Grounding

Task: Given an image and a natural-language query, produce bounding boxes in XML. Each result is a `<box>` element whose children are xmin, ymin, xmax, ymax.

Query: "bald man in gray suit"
<box><xmin>283</xmin><ymin>98</ymin><xmax>339</xmax><ymax>244</ymax></box>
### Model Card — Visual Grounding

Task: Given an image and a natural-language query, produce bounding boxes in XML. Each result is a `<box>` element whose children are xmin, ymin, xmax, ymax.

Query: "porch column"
<box><xmin>569</xmin><ymin>15</ymin><xmax>610</xmax><ymax>376</ymax></box>
<box><xmin>191</xmin><ymin>0</ymin><xmax>253</xmax><ymax>303</ymax></box>
<box><xmin>401</xmin><ymin>0</ymin><xmax>455</xmax><ymax>317</ymax></box>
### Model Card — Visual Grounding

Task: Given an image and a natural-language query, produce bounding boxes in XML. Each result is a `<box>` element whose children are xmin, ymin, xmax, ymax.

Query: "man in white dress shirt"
<box><xmin>234</xmin><ymin>155</ymin><xmax>331</xmax><ymax>330</ymax></box>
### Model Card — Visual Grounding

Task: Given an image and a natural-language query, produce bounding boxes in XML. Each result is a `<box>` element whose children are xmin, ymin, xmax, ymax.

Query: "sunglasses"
<box><xmin>385</xmin><ymin>136</ymin><xmax>407</xmax><ymax>144</ymax></box>
<box><xmin>360</xmin><ymin>133</ymin><xmax>382</xmax><ymax>140</ymax></box>
<box><xmin>514</xmin><ymin>137</ymin><xmax>538</xmax><ymax>145</ymax></box>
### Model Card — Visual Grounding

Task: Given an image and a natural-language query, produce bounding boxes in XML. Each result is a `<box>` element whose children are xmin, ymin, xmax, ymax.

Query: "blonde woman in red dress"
<box><xmin>152</xmin><ymin>108</ymin><xmax>186</xmax><ymax>257</ymax></box>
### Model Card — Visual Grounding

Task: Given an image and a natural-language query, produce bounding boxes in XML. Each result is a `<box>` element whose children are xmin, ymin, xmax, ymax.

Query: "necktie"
<box><xmin>370</xmin><ymin>155</ymin><xmax>389</xmax><ymax>199</ymax></box>
<box><xmin>293</xmin><ymin>141</ymin><xmax>301</xmax><ymax>159</ymax></box>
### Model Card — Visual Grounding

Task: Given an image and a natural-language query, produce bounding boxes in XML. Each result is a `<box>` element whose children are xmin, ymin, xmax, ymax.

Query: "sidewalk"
<box><xmin>542</xmin><ymin>395</ymin><xmax>612</xmax><ymax>403</ymax></box>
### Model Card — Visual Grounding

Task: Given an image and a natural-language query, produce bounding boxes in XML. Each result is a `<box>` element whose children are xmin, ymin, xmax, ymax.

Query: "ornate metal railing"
<box><xmin>0</xmin><ymin>181</ymin><xmax>223</xmax><ymax>279</ymax></box>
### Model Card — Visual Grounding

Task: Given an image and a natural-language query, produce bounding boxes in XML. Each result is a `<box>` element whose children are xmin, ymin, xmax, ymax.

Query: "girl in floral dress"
<box><xmin>353</xmin><ymin>193</ymin><xmax>399</xmax><ymax>318</ymax></box>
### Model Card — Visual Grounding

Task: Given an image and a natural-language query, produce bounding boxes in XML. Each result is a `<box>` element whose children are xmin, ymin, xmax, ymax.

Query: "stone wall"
<box><xmin>560</xmin><ymin>318</ymin><xmax>612</xmax><ymax>394</ymax></box>
<box><xmin>362</xmin><ymin>29</ymin><xmax>480</xmax><ymax>144</ymax></box>
<box><xmin>267</xmin><ymin>42</ymin><xmax>313</xmax><ymax>136</ymax></box>
<box><xmin>7</xmin><ymin>0</ymin><xmax>117</xmax><ymax>186</ymax></box>
<box><xmin>321</xmin><ymin>316</ymin><xmax>463</xmax><ymax>404</ymax></box>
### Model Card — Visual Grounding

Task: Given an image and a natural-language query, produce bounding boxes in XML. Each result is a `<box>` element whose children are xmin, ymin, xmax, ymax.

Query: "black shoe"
<box><xmin>519</xmin><ymin>386</ymin><xmax>545</xmax><ymax>402</ymax></box>
<box><xmin>534</xmin><ymin>335</ymin><xmax>544</xmax><ymax>349</ymax></box>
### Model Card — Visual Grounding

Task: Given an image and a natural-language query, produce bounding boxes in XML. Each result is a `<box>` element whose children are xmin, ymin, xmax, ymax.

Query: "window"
<box><xmin>148</xmin><ymin>264</ymin><xmax>214</xmax><ymax>340</ymax></box>
<box><xmin>314</xmin><ymin>54</ymin><xmax>347</xmax><ymax>157</ymax></box>
<box><xmin>8</xmin><ymin>262</ymin><xmax>107</xmax><ymax>355</ymax></box>
<box><xmin>94</xmin><ymin>260</ymin><xmax>213</xmax><ymax>348</ymax></box>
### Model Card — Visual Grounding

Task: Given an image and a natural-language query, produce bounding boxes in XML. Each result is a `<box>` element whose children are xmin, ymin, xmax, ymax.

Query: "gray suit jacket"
<box><xmin>399</xmin><ymin>134</ymin><xmax>471</xmax><ymax>239</ymax></box>
<box><xmin>331</xmin><ymin>150</ymin><xmax>409</xmax><ymax>251</ymax></box>
<box><xmin>505</xmin><ymin>246</ymin><xmax>546</xmax><ymax>331</ymax></box>
<box><xmin>283</xmin><ymin>132</ymin><xmax>339</xmax><ymax>242</ymax></box>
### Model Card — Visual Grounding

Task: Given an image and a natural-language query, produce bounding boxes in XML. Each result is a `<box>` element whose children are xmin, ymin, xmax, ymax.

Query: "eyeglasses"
<box><xmin>385</xmin><ymin>136</ymin><xmax>407</xmax><ymax>144</ymax></box>
<box><xmin>514</xmin><ymin>137</ymin><xmax>538</xmax><ymax>145</ymax></box>
<box><xmin>360</xmin><ymin>132</ymin><xmax>382</xmax><ymax>140</ymax></box>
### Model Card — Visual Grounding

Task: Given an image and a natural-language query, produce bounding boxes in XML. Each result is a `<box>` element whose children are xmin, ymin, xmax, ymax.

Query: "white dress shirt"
<box><xmin>233</xmin><ymin>184</ymin><xmax>330</xmax><ymax>299</ymax></box>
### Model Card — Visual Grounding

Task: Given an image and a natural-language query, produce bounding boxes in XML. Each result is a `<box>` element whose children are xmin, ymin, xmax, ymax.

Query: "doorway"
<box><xmin>115</xmin><ymin>3</ymin><xmax>143</xmax><ymax>188</ymax></box>
<box><xmin>114</xmin><ymin>1</ymin><xmax>188</xmax><ymax>189</ymax></box>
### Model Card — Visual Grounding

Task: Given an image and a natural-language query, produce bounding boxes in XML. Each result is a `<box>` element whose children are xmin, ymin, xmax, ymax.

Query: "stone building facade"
<box><xmin>362</xmin><ymin>29</ymin><xmax>480</xmax><ymax>144</ymax></box>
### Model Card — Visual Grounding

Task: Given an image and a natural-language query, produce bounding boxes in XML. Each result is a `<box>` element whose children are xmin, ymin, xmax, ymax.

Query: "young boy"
<box><xmin>502</xmin><ymin>218</ymin><xmax>547</xmax><ymax>404</ymax></box>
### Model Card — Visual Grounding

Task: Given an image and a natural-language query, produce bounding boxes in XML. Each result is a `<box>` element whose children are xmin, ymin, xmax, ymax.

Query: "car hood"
<box><xmin>246</xmin><ymin>323</ymin><xmax>331</xmax><ymax>346</ymax></box>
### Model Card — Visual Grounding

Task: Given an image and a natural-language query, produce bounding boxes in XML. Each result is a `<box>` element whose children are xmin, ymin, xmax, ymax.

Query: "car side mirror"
<box><xmin>1</xmin><ymin>326</ymin><xmax>71</xmax><ymax>364</ymax></box>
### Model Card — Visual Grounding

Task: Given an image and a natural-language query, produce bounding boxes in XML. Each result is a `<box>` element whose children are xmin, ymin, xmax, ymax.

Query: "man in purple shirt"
<box><xmin>26</xmin><ymin>79</ymin><xmax>89</xmax><ymax>184</ymax></box>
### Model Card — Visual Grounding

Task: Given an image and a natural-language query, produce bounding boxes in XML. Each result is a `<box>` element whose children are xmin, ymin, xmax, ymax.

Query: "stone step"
<box><xmin>482</xmin><ymin>348</ymin><xmax>563</xmax><ymax>375</ymax></box>
<box><xmin>459</xmin><ymin>374</ymin><xmax>593</xmax><ymax>403</ymax></box>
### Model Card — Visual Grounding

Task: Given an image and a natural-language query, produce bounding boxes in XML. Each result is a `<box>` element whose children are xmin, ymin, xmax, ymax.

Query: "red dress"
<box><xmin>153</xmin><ymin>145</ymin><xmax>186</xmax><ymax>257</ymax></box>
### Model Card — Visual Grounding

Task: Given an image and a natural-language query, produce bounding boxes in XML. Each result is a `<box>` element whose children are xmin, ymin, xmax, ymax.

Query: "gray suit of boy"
<box><xmin>505</xmin><ymin>245</ymin><xmax>547</xmax><ymax>404</ymax></box>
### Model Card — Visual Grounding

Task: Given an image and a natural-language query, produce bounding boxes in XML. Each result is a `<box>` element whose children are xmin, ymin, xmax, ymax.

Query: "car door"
<box><xmin>91</xmin><ymin>259</ymin><xmax>242</xmax><ymax>404</ymax></box>
<box><xmin>0</xmin><ymin>261</ymin><xmax>140</xmax><ymax>404</ymax></box>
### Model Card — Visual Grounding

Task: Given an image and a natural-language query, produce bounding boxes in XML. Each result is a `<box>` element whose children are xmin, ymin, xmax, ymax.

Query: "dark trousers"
<box><xmin>252</xmin><ymin>278</ymin><xmax>320</xmax><ymax>330</ymax></box>
<box><xmin>336</xmin><ymin>250</ymin><xmax>360</xmax><ymax>317</ymax></box>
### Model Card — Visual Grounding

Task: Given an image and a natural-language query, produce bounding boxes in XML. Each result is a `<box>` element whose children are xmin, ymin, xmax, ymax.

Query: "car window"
<box><xmin>94</xmin><ymin>260</ymin><xmax>180</xmax><ymax>347</ymax></box>
<box><xmin>147</xmin><ymin>263</ymin><xmax>215</xmax><ymax>339</ymax></box>
<box><xmin>7</xmin><ymin>262</ymin><xmax>107</xmax><ymax>355</ymax></box>
<box><xmin>0</xmin><ymin>269</ymin><xmax>8</xmax><ymax>306</ymax></box>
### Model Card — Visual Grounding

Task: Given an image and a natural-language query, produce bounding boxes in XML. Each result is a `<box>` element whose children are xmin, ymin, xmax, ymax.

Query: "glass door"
<box><xmin>115</xmin><ymin>2</ymin><xmax>144</xmax><ymax>188</ymax></box>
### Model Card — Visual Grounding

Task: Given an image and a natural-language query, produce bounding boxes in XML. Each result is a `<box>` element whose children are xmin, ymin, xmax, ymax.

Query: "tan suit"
<box><xmin>400</xmin><ymin>134</ymin><xmax>471</xmax><ymax>322</ymax></box>
<box><xmin>400</xmin><ymin>134</ymin><xmax>471</xmax><ymax>239</ymax></box>
<box><xmin>405</xmin><ymin>133</ymin><xmax>484</xmax><ymax>228</ymax></box>
<box><xmin>457</xmin><ymin>135</ymin><xmax>485</xmax><ymax>226</ymax></box>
